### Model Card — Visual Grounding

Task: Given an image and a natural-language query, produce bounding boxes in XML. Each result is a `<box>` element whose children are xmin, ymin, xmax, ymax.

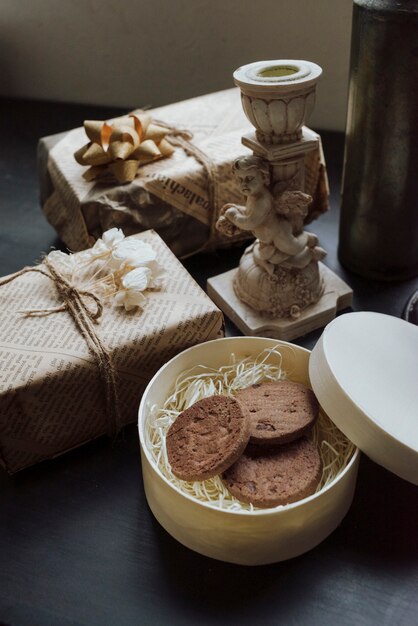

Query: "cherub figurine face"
<box><xmin>232</xmin><ymin>156</ymin><xmax>270</xmax><ymax>197</ymax></box>
<box><xmin>235</xmin><ymin>168</ymin><xmax>265</xmax><ymax>196</ymax></box>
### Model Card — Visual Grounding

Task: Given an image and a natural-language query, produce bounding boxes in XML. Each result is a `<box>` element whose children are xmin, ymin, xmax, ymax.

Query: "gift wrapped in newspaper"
<box><xmin>0</xmin><ymin>229</ymin><xmax>224</xmax><ymax>474</ymax></box>
<box><xmin>38</xmin><ymin>89</ymin><xmax>329</xmax><ymax>258</ymax></box>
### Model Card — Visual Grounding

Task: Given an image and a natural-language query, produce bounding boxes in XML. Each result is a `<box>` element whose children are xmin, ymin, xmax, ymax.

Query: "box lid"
<box><xmin>309</xmin><ymin>312</ymin><xmax>418</xmax><ymax>485</ymax></box>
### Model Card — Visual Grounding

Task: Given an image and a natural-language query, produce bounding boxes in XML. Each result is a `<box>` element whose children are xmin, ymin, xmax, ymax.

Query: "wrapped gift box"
<box><xmin>38</xmin><ymin>88</ymin><xmax>329</xmax><ymax>258</ymax></box>
<box><xmin>0</xmin><ymin>230</ymin><xmax>224</xmax><ymax>474</ymax></box>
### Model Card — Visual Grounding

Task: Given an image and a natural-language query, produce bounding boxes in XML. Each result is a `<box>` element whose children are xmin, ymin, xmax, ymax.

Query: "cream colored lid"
<box><xmin>309</xmin><ymin>312</ymin><xmax>418</xmax><ymax>485</ymax></box>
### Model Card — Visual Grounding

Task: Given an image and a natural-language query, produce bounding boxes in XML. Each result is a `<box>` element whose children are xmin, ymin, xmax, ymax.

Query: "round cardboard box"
<box><xmin>138</xmin><ymin>337</ymin><xmax>359</xmax><ymax>566</ymax></box>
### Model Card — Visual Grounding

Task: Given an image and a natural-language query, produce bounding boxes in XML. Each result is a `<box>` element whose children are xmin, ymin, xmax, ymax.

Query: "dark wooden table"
<box><xmin>1</xmin><ymin>99</ymin><xmax>417</xmax><ymax>626</ymax></box>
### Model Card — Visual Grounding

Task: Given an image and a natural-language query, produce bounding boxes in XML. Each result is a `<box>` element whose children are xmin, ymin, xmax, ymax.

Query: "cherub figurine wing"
<box><xmin>273</xmin><ymin>190</ymin><xmax>313</xmax><ymax>235</ymax></box>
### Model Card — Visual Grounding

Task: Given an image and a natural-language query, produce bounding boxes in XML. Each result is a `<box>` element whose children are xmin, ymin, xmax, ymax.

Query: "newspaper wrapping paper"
<box><xmin>40</xmin><ymin>88</ymin><xmax>329</xmax><ymax>258</ymax></box>
<box><xmin>0</xmin><ymin>230</ymin><xmax>224</xmax><ymax>474</ymax></box>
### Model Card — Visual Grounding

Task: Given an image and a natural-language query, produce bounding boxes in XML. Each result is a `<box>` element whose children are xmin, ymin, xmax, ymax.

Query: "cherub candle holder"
<box><xmin>217</xmin><ymin>154</ymin><xmax>326</xmax><ymax>319</ymax></box>
<box><xmin>208</xmin><ymin>60</ymin><xmax>352</xmax><ymax>340</ymax></box>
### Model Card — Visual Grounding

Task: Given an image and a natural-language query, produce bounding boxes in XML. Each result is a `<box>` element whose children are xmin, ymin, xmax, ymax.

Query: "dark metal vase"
<box><xmin>339</xmin><ymin>0</ymin><xmax>418</xmax><ymax>280</ymax></box>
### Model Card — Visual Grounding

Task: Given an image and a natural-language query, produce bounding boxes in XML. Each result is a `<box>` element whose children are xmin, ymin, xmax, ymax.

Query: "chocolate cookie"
<box><xmin>222</xmin><ymin>437</ymin><xmax>322</xmax><ymax>508</ymax></box>
<box><xmin>166</xmin><ymin>395</ymin><xmax>250</xmax><ymax>481</ymax></box>
<box><xmin>236</xmin><ymin>380</ymin><xmax>319</xmax><ymax>445</ymax></box>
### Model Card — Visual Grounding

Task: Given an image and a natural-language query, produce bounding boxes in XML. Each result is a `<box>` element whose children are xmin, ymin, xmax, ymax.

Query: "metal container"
<box><xmin>339</xmin><ymin>0</ymin><xmax>418</xmax><ymax>280</ymax></box>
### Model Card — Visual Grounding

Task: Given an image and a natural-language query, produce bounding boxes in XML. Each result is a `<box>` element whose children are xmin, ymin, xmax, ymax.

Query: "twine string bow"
<box><xmin>0</xmin><ymin>258</ymin><xmax>121</xmax><ymax>437</ymax></box>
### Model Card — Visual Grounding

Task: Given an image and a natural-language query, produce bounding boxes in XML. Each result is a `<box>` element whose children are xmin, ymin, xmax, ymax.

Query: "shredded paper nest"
<box><xmin>144</xmin><ymin>347</ymin><xmax>356</xmax><ymax>512</ymax></box>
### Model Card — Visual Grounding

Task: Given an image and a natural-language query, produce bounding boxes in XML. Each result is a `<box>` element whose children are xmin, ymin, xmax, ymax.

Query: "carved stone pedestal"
<box><xmin>243</xmin><ymin>127</ymin><xmax>321</xmax><ymax>203</ymax></box>
<box><xmin>207</xmin><ymin>263</ymin><xmax>353</xmax><ymax>341</ymax></box>
<box><xmin>234</xmin><ymin>244</ymin><xmax>324</xmax><ymax>319</ymax></box>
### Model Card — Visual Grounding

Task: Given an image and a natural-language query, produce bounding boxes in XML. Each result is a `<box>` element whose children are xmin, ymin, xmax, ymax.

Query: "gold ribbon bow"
<box><xmin>74</xmin><ymin>113</ymin><xmax>175</xmax><ymax>184</ymax></box>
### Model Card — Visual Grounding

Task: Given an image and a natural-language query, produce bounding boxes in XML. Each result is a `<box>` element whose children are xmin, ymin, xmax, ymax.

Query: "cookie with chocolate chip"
<box><xmin>236</xmin><ymin>380</ymin><xmax>319</xmax><ymax>446</ymax></box>
<box><xmin>222</xmin><ymin>437</ymin><xmax>322</xmax><ymax>508</ymax></box>
<box><xmin>166</xmin><ymin>395</ymin><xmax>250</xmax><ymax>481</ymax></box>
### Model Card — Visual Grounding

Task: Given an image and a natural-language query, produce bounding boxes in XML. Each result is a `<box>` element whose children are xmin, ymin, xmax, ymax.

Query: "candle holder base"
<box><xmin>207</xmin><ymin>263</ymin><xmax>353</xmax><ymax>341</ymax></box>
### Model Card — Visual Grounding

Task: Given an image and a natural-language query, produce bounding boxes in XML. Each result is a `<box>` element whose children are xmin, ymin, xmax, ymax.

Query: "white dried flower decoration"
<box><xmin>48</xmin><ymin>228</ymin><xmax>163</xmax><ymax>312</ymax></box>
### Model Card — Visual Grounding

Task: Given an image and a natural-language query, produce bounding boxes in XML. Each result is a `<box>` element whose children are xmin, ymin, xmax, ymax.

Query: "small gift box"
<box><xmin>38</xmin><ymin>88</ymin><xmax>329</xmax><ymax>258</ymax></box>
<box><xmin>0</xmin><ymin>229</ymin><xmax>224</xmax><ymax>474</ymax></box>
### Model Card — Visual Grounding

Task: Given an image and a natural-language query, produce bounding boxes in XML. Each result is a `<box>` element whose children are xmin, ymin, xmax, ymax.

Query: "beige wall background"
<box><xmin>1</xmin><ymin>0</ymin><xmax>353</xmax><ymax>131</ymax></box>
